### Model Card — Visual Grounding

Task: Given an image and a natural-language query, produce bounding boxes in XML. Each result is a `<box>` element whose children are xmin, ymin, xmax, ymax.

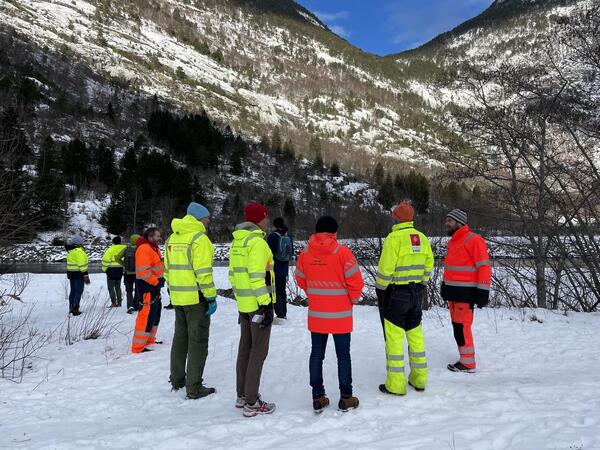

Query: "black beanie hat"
<box><xmin>273</xmin><ymin>217</ymin><xmax>285</xmax><ymax>229</ymax></box>
<box><xmin>315</xmin><ymin>216</ymin><xmax>338</xmax><ymax>234</ymax></box>
<box><xmin>112</xmin><ymin>236</ymin><xmax>122</xmax><ymax>245</ymax></box>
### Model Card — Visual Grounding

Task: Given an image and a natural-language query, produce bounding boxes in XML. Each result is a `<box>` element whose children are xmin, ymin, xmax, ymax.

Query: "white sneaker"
<box><xmin>243</xmin><ymin>398</ymin><xmax>276</xmax><ymax>417</ymax></box>
<box><xmin>235</xmin><ymin>396</ymin><xmax>245</xmax><ymax>408</ymax></box>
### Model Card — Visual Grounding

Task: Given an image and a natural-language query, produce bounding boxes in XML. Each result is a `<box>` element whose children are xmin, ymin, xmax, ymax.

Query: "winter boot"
<box><xmin>186</xmin><ymin>386</ymin><xmax>216</xmax><ymax>400</ymax></box>
<box><xmin>447</xmin><ymin>361</ymin><xmax>476</xmax><ymax>373</ymax></box>
<box><xmin>243</xmin><ymin>398</ymin><xmax>276</xmax><ymax>417</ymax></box>
<box><xmin>127</xmin><ymin>307</ymin><xmax>134</xmax><ymax>314</ymax></box>
<box><xmin>312</xmin><ymin>395</ymin><xmax>330</xmax><ymax>413</ymax></box>
<box><xmin>379</xmin><ymin>384</ymin><xmax>405</xmax><ymax>396</ymax></box>
<box><xmin>72</xmin><ymin>306</ymin><xmax>82</xmax><ymax>316</ymax></box>
<box><xmin>338</xmin><ymin>396</ymin><xmax>359</xmax><ymax>412</ymax></box>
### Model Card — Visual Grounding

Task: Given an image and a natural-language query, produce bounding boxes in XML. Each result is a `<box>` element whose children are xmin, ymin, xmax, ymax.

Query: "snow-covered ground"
<box><xmin>2</xmin><ymin>270</ymin><xmax>599</xmax><ymax>449</ymax></box>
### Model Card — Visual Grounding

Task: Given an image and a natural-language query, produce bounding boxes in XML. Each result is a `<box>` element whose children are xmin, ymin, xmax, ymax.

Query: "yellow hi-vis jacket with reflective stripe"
<box><xmin>228</xmin><ymin>222</ymin><xmax>276</xmax><ymax>313</ymax></box>
<box><xmin>67</xmin><ymin>247</ymin><xmax>89</xmax><ymax>276</ymax></box>
<box><xmin>164</xmin><ymin>215</ymin><xmax>216</xmax><ymax>305</ymax></box>
<box><xmin>101</xmin><ymin>244</ymin><xmax>126</xmax><ymax>272</ymax></box>
<box><xmin>375</xmin><ymin>222</ymin><xmax>434</xmax><ymax>290</ymax></box>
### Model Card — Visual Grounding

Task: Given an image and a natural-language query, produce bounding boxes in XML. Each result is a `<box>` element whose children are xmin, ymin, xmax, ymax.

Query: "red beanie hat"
<box><xmin>392</xmin><ymin>202</ymin><xmax>415</xmax><ymax>223</ymax></box>
<box><xmin>244</xmin><ymin>202</ymin><xmax>268</xmax><ymax>225</ymax></box>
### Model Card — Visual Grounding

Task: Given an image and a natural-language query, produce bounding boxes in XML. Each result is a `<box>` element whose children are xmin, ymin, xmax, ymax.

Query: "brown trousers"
<box><xmin>236</xmin><ymin>312</ymin><xmax>272</xmax><ymax>404</ymax></box>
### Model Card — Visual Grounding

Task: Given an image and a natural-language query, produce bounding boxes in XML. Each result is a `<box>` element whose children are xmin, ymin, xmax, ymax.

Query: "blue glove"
<box><xmin>205</xmin><ymin>297</ymin><xmax>217</xmax><ymax>316</ymax></box>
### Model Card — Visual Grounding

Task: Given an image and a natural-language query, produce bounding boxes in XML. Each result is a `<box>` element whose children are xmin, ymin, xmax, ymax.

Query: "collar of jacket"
<box><xmin>171</xmin><ymin>214</ymin><xmax>206</xmax><ymax>235</ymax></box>
<box><xmin>308</xmin><ymin>232</ymin><xmax>338</xmax><ymax>254</ymax></box>
<box><xmin>451</xmin><ymin>224</ymin><xmax>471</xmax><ymax>241</ymax></box>
<box><xmin>235</xmin><ymin>221</ymin><xmax>264</xmax><ymax>235</ymax></box>
<box><xmin>136</xmin><ymin>236</ymin><xmax>159</xmax><ymax>251</ymax></box>
<box><xmin>392</xmin><ymin>221</ymin><xmax>414</xmax><ymax>231</ymax></box>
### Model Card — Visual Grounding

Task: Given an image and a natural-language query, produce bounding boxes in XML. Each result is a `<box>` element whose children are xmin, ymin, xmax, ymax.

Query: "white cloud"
<box><xmin>330</xmin><ymin>25</ymin><xmax>350</xmax><ymax>38</ymax></box>
<box><xmin>314</xmin><ymin>10</ymin><xmax>350</xmax><ymax>22</ymax></box>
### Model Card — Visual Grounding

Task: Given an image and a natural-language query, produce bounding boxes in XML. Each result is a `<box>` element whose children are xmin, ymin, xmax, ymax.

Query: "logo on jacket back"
<box><xmin>310</xmin><ymin>257</ymin><xmax>325</xmax><ymax>265</ymax></box>
<box><xmin>410</xmin><ymin>234</ymin><xmax>421</xmax><ymax>252</ymax></box>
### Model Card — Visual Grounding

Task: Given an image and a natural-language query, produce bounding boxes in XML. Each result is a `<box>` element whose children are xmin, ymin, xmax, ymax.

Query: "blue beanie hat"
<box><xmin>187</xmin><ymin>202</ymin><xmax>210</xmax><ymax>220</ymax></box>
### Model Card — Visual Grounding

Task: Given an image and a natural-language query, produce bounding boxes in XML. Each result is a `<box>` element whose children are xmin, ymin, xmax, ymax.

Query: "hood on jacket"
<box><xmin>232</xmin><ymin>222</ymin><xmax>264</xmax><ymax>240</ymax></box>
<box><xmin>171</xmin><ymin>214</ymin><xmax>206</xmax><ymax>235</ymax></box>
<box><xmin>129</xmin><ymin>234</ymin><xmax>141</xmax><ymax>245</ymax></box>
<box><xmin>274</xmin><ymin>225</ymin><xmax>289</xmax><ymax>235</ymax></box>
<box><xmin>308</xmin><ymin>232</ymin><xmax>338</xmax><ymax>254</ymax></box>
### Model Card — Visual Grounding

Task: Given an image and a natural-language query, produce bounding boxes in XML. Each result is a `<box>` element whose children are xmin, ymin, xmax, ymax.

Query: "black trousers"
<box><xmin>274</xmin><ymin>275</ymin><xmax>288</xmax><ymax>318</ymax></box>
<box><xmin>380</xmin><ymin>284</ymin><xmax>424</xmax><ymax>332</ymax></box>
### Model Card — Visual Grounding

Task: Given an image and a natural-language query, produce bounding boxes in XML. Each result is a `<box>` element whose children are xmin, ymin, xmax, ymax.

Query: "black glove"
<box><xmin>375</xmin><ymin>288</ymin><xmax>386</xmax><ymax>305</ymax></box>
<box><xmin>259</xmin><ymin>303</ymin><xmax>274</xmax><ymax>328</ymax></box>
<box><xmin>474</xmin><ymin>289</ymin><xmax>489</xmax><ymax>308</ymax></box>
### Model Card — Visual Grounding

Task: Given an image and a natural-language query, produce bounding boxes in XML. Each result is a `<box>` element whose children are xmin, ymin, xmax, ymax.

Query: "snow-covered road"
<box><xmin>1</xmin><ymin>271</ymin><xmax>599</xmax><ymax>449</ymax></box>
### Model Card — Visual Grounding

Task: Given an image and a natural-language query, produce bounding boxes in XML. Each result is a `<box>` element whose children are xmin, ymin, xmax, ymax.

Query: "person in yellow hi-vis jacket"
<box><xmin>375</xmin><ymin>202</ymin><xmax>434</xmax><ymax>396</ymax></box>
<box><xmin>164</xmin><ymin>202</ymin><xmax>217</xmax><ymax>400</ymax></box>
<box><xmin>65</xmin><ymin>234</ymin><xmax>90</xmax><ymax>316</ymax></box>
<box><xmin>229</xmin><ymin>202</ymin><xmax>277</xmax><ymax>418</ymax></box>
<box><xmin>102</xmin><ymin>236</ymin><xmax>127</xmax><ymax>307</ymax></box>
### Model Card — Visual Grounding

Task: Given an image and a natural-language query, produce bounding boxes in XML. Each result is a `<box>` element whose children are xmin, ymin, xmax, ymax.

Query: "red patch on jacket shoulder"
<box><xmin>410</xmin><ymin>234</ymin><xmax>421</xmax><ymax>246</ymax></box>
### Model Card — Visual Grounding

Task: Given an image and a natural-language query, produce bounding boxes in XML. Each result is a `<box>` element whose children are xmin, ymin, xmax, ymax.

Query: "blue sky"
<box><xmin>295</xmin><ymin>0</ymin><xmax>494</xmax><ymax>55</ymax></box>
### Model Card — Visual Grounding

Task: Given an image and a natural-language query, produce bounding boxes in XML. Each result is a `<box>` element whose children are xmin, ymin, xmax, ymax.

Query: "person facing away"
<box><xmin>164</xmin><ymin>202</ymin><xmax>217</xmax><ymax>400</ymax></box>
<box><xmin>131</xmin><ymin>227</ymin><xmax>165</xmax><ymax>353</ymax></box>
<box><xmin>441</xmin><ymin>209</ymin><xmax>492</xmax><ymax>373</ymax></box>
<box><xmin>229</xmin><ymin>202</ymin><xmax>277</xmax><ymax>417</ymax></box>
<box><xmin>266</xmin><ymin>217</ymin><xmax>294</xmax><ymax>321</ymax></box>
<box><xmin>102</xmin><ymin>236</ymin><xmax>127</xmax><ymax>308</ymax></box>
<box><xmin>375</xmin><ymin>202</ymin><xmax>434</xmax><ymax>396</ymax></box>
<box><xmin>295</xmin><ymin>216</ymin><xmax>364</xmax><ymax>413</ymax></box>
<box><xmin>65</xmin><ymin>234</ymin><xmax>90</xmax><ymax>316</ymax></box>
<box><xmin>117</xmin><ymin>233</ymin><xmax>141</xmax><ymax>314</ymax></box>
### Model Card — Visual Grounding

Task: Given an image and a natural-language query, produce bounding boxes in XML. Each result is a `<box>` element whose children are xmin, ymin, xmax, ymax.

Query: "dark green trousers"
<box><xmin>170</xmin><ymin>302</ymin><xmax>210</xmax><ymax>397</ymax></box>
<box><xmin>107</xmin><ymin>278</ymin><xmax>122</xmax><ymax>306</ymax></box>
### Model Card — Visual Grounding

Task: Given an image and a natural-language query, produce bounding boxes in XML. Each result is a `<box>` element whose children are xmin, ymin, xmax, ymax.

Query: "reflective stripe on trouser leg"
<box><xmin>132</xmin><ymin>293</ymin><xmax>152</xmax><ymax>353</ymax></box>
<box><xmin>384</xmin><ymin>319</ymin><xmax>406</xmax><ymax>395</ymax></box>
<box><xmin>149</xmin><ymin>326</ymin><xmax>158</xmax><ymax>344</ymax></box>
<box><xmin>406</xmin><ymin>324</ymin><xmax>427</xmax><ymax>389</ymax></box>
<box><xmin>450</xmin><ymin>302</ymin><xmax>476</xmax><ymax>368</ymax></box>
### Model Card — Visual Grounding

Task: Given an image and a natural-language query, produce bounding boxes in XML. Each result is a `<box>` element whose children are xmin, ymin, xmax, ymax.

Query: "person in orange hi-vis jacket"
<box><xmin>295</xmin><ymin>216</ymin><xmax>364</xmax><ymax>413</ymax></box>
<box><xmin>441</xmin><ymin>209</ymin><xmax>492</xmax><ymax>373</ymax></box>
<box><xmin>132</xmin><ymin>227</ymin><xmax>165</xmax><ymax>353</ymax></box>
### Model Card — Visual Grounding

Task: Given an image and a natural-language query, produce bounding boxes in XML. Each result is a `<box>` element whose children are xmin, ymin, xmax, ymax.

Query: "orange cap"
<box><xmin>392</xmin><ymin>202</ymin><xmax>415</xmax><ymax>223</ymax></box>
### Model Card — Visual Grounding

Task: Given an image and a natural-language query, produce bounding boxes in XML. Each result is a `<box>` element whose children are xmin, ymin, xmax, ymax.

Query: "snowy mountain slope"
<box><xmin>1</xmin><ymin>271</ymin><xmax>599</xmax><ymax>449</ymax></box>
<box><xmin>1</xmin><ymin>0</ymin><xmax>590</xmax><ymax>173</ymax></box>
<box><xmin>0</xmin><ymin>0</ymin><xmax>441</xmax><ymax>171</ymax></box>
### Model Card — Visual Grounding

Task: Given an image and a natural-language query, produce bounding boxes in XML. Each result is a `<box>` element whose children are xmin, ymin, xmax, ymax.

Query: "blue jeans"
<box><xmin>309</xmin><ymin>332</ymin><xmax>352</xmax><ymax>398</ymax></box>
<box><xmin>69</xmin><ymin>278</ymin><xmax>84</xmax><ymax>309</ymax></box>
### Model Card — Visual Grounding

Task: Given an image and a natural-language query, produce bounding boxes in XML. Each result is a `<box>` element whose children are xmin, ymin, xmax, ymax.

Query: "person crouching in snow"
<box><xmin>132</xmin><ymin>227</ymin><xmax>165</xmax><ymax>353</ymax></box>
<box><xmin>295</xmin><ymin>216</ymin><xmax>364</xmax><ymax>413</ymax></box>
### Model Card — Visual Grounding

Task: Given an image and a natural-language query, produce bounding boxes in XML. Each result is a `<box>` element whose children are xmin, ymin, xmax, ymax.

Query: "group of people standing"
<box><xmin>64</xmin><ymin>199</ymin><xmax>491</xmax><ymax>416</ymax></box>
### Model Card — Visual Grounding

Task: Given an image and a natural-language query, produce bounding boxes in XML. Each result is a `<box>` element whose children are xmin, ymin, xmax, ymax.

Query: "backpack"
<box><xmin>275</xmin><ymin>233</ymin><xmax>293</xmax><ymax>262</ymax></box>
<box><xmin>124</xmin><ymin>246</ymin><xmax>137</xmax><ymax>272</ymax></box>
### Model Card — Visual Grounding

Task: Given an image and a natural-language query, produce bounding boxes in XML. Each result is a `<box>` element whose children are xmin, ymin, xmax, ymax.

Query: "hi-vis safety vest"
<box><xmin>441</xmin><ymin>224</ymin><xmax>491</xmax><ymax>303</ymax></box>
<box><xmin>295</xmin><ymin>233</ymin><xmax>364</xmax><ymax>334</ymax></box>
<box><xmin>375</xmin><ymin>222</ymin><xmax>434</xmax><ymax>290</ymax></box>
<box><xmin>101</xmin><ymin>244</ymin><xmax>127</xmax><ymax>272</ymax></box>
<box><xmin>67</xmin><ymin>247</ymin><xmax>89</xmax><ymax>276</ymax></box>
<box><xmin>164</xmin><ymin>215</ymin><xmax>216</xmax><ymax>306</ymax></box>
<box><xmin>228</xmin><ymin>222</ymin><xmax>275</xmax><ymax>313</ymax></box>
<box><xmin>136</xmin><ymin>241</ymin><xmax>164</xmax><ymax>288</ymax></box>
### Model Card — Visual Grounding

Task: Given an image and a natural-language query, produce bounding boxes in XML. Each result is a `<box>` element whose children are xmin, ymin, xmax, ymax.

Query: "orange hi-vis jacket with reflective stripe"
<box><xmin>135</xmin><ymin>238</ymin><xmax>164</xmax><ymax>293</ymax></box>
<box><xmin>441</xmin><ymin>225</ymin><xmax>491</xmax><ymax>304</ymax></box>
<box><xmin>295</xmin><ymin>233</ymin><xmax>364</xmax><ymax>334</ymax></box>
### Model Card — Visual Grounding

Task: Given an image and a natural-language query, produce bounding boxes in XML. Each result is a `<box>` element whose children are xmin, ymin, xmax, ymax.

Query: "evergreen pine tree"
<box><xmin>377</xmin><ymin>174</ymin><xmax>395</xmax><ymax>209</ymax></box>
